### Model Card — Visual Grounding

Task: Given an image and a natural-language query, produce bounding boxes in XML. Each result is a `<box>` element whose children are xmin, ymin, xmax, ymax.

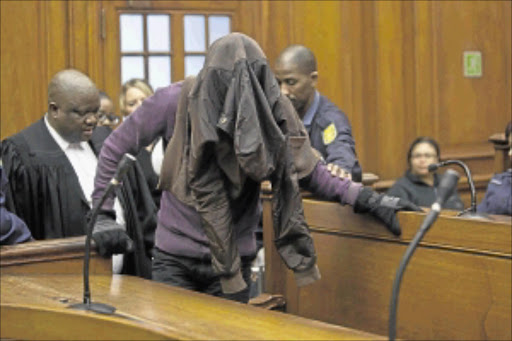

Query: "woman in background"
<box><xmin>388</xmin><ymin>137</ymin><xmax>464</xmax><ymax>210</ymax></box>
<box><xmin>97</xmin><ymin>91</ymin><xmax>119</xmax><ymax>129</ymax></box>
<box><xmin>477</xmin><ymin>121</ymin><xmax>512</xmax><ymax>216</ymax></box>
<box><xmin>119</xmin><ymin>79</ymin><xmax>154</xmax><ymax>119</ymax></box>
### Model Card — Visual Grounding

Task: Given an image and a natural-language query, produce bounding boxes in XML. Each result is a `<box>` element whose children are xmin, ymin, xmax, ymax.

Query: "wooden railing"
<box><xmin>0</xmin><ymin>236</ymin><xmax>111</xmax><ymax>275</ymax></box>
<box><xmin>488</xmin><ymin>132</ymin><xmax>510</xmax><ymax>173</ymax></box>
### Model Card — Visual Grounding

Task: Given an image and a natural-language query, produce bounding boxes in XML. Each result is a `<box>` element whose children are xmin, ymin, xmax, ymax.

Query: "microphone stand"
<box><xmin>69</xmin><ymin>153</ymin><xmax>136</xmax><ymax>314</ymax></box>
<box><xmin>68</xmin><ymin>181</ymin><xmax>117</xmax><ymax>314</ymax></box>
<box><xmin>389</xmin><ymin>169</ymin><xmax>459</xmax><ymax>341</ymax></box>
<box><xmin>388</xmin><ymin>213</ymin><xmax>435</xmax><ymax>340</ymax></box>
<box><xmin>431</xmin><ymin>160</ymin><xmax>490</xmax><ymax>220</ymax></box>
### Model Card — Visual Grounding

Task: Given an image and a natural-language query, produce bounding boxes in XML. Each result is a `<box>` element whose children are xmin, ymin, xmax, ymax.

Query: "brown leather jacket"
<box><xmin>160</xmin><ymin>33</ymin><xmax>320</xmax><ymax>292</ymax></box>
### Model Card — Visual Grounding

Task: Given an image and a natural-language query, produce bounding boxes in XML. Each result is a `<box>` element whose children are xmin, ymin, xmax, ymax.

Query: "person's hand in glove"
<box><xmin>353</xmin><ymin>187</ymin><xmax>423</xmax><ymax>236</ymax></box>
<box><xmin>91</xmin><ymin>212</ymin><xmax>134</xmax><ymax>257</ymax></box>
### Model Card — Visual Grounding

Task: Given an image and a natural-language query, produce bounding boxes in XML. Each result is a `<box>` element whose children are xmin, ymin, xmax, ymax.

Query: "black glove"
<box><xmin>91</xmin><ymin>213</ymin><xmax>134</xmax><ymax>257</ymax></box>
<box><xmin>353</xmin><ymin>187</ymin><xmax>423</xmax><ymax>236</ymax></box>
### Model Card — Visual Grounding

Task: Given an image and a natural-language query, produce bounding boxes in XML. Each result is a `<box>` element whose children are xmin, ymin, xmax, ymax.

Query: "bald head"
<box><xmin>274</xmin><ymin>45</ymin><xmax>318</xmax><ymax>117</ymax></box>
<box><xmin>47</xmin><ymin>69</ymin><xmax>100</xmax><ymax>143</ymax></box>
<box><xmin>48</xmin><ymin>69</ymin><xmax>98</xmax><ymax>106</ymax></box>
<box><xmin>275</xmin><ymin>45</ymin><xmax>317</xmax><ymax>75</ymax></box>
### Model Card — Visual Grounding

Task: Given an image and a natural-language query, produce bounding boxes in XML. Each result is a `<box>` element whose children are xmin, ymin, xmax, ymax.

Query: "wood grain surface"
<box><xmin>262</xmin><ymin>192</ymin><xmax>512</xmax><ymax>340</ymax></box>
<box><xmin>1</xmin><ymin>274</ymin><xmax>384</xmax><ymax>340</ymax></box>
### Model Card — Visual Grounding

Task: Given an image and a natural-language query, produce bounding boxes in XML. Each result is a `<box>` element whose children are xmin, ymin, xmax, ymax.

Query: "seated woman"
<box><xmin>387</xmin><ymin>137</ymin><xmax>464</xmax><ymax>210</ymax></box>
<box><xmin>477</xmin><ymin>121</ymin><xmax>512</xmax><ymax>216</ymax></box>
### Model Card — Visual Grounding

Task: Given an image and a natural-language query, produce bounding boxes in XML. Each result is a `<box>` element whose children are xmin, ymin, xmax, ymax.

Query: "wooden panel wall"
<box><xmin>1</xmin><ymin>1</ymin><xmax>46</xmax><ymax>140</ymax></box>
<box><xmin>1</xmin><ymin>0</ymin><xmax>510</xmax><ymax>186</ymax></box>
<box><xmin>261</xmin><ymin>0</ymin><xmax>511</xmax><ymax>183</ymax></box>
<box><xmin>0</xmin><ymin>0</ymin><xmax>102</xmax><ymax>140</ymax></box>
<box><xmin>0</xmin><ymin>0</ymin><xmax>256</xmax><ymax>139</ymax></box>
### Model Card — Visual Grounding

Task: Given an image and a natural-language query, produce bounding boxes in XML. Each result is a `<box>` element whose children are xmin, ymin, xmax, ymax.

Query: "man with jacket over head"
<box><xmin>92</xmin><ymin>33</ymin><xmax>420</xmax><ymax>304</ymax></box>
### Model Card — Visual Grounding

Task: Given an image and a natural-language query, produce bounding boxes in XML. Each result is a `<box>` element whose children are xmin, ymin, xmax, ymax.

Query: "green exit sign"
<box><xmin>463</xmin><ymin>51</ymin><xmax>482</xmax><ymax>78</ymax></box>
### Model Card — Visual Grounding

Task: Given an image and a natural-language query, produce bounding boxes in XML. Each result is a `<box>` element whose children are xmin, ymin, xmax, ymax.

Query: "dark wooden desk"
<box><xmin>0</xmin><ymin>274</ymin><xmax>383</xmax><ymax>340</ymax></box>
<box><xmin>262</xmin><ymin>192</ymin><xmax>512</xmax><ymax>340</ymax></box>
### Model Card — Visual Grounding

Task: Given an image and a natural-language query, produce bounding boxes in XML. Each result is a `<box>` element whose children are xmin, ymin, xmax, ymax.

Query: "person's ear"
<box><xmin>48</xmin><ymin>102</ymin><xmax>59</xmax><ymax>118</ymax></box>
<box><xmin>310</xmin><ymin>71</ymin><xmax>318</xmax><ymax>87</ymax></box>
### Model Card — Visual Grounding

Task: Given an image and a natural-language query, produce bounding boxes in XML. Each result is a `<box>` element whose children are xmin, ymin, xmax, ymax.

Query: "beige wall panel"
<box><xmin>1</xmin><ymin>1</ymin><xmax>45</xmax><ymax>139</ymax></box>
<box><xmin>148</xmin><ymin>1</ymin><xmax>238</xmax><ymax>11</ymax></box>
<box><xmin>357</xmin><ymin>1</ymin><xmax>379</xmax><ymax>172</ymax></box>
<box><xmin>68</xmin><ymin>1</ymin><xmax>90</xmax><ymax>74</ymax></box>
<box><xmin>414</xmin><ymin>1</ymin><xmax>438</xmax><ymax>140</ymax></box>
<box><xmin>434</xmin><ymin>1</ymin><xmax>510</xmax><ymax>148</ymax></box>
<box><xmin>262</xmin><ymin>1</ymin><xmax>293</xmax><ymax>65</ymax></box>
<box><xmin>44</xmin><ymin>1</ymin><xmax>69</xmax><ymax>82</ymax></box>
<box><xmin>373</xmin><ymin>1</ymin><xmax>410</xmax><ymax>179</ymax></box>
<box><xmin>101</xmin><ymin>0</ymin><xmax>124</xmax><ymax>110</ymax></box>
<box><xmin>340</xmin><ymin>1</ymin><xmax>368</xmax><ymax>166</ymax></box>
<box><xmin>85</xmin><ymin>1</ymin><xmax>104</xmax><ymax>88</ymax></box>
<box><xmin>288</xmin><ymin>2</ymin><xmax>345</xmax><ymax>116</ymax></box>
<box><xmin>236</xmin><ymin>1</ymin><xmax>263</xmax><ymax>46</ymax></box>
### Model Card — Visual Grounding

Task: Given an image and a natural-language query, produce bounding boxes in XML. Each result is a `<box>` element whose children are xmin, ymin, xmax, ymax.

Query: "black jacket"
<box><xmin>388</xmin><ymin>170</ymin><xmax>464</xmax><ymax>210</ymax></box>
<box><xmin>1</xmin><ymin>118</ymin><xmax>107</xmax><ymax>239</ymax></box>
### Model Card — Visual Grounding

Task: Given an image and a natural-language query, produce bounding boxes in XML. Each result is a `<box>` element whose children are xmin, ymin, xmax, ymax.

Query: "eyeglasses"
<box><xmin>98</xmin><ymin>112</ymin><xmax>120</xmax><ymax>125</ymax></box>
<box><xmin>411</xmin><ymin>153</ymin><xmax>437</xmax><ymax>159</ymax></box>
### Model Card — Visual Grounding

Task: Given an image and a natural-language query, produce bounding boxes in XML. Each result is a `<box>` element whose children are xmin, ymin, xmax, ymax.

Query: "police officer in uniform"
<box><xmin>275</xmin><ymin>45</ymin><xmax>362</xmax><ymax>182</ymax></box>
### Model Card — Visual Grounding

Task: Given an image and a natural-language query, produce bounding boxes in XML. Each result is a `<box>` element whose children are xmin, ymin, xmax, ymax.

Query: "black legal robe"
<box><xmin>1</xmin><ymin>118</ymin><xmax>155</xmax><ymax>278</ymax></box>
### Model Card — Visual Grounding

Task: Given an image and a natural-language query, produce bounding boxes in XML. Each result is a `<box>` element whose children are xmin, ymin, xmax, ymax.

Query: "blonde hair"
<box><xmin>119</xmin><ymin>79</ymin><xmax>154</xmax><ymax>115</ymax></box>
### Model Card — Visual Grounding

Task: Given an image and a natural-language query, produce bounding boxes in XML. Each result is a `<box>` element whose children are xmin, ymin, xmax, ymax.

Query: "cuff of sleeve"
<box><xmin>220</xmin><ymin>269</ymin><xmax>248</xmax><ymax>294</ymax></box>
<box><xmin>344</xmin><ymin>182</ymin><xmax>363</xmax><ymax>206</ymax></box>
<box><xmin>294</xmin><ymin>264</ymin><xmax>321</xmax><ymax>287</ymax></box>
<box><xmin>92</xmin><ymin>197</ymin><xmax>115</xmax><ymax>213</ymax></box>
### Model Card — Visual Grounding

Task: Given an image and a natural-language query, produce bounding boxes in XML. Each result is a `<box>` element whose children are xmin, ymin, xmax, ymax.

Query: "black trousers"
<box><xmin>152</xmin><ymin>247</ymin><xmax>255</xmax><ymax>303</ymax></box>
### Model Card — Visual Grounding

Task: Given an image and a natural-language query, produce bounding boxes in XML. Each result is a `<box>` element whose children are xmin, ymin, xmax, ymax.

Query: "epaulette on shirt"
<box><xmin>490</xmin><ymin>178</ymin><xmax>502</xmax><ymax>186</ymax></box>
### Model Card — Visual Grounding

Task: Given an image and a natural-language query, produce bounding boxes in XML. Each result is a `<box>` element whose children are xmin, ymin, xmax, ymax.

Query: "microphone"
<box><xmin>428</xmin><ymin>160</ymin><xmax>490</xmax><ymax>219</ymax></box>
<box><xmin>388</xmin><ymin>170</ymin><xmax>460</xmax><ymax>341</ymax></box>
<box><xmin>420</xmin><ymin>168</ymin><xmax>461</xmax><ymax>229</ymax></box>
<box><xmin>69</xmin><ymin>153</ymin><xmax>136</xmax><ymax>314</ymax></box>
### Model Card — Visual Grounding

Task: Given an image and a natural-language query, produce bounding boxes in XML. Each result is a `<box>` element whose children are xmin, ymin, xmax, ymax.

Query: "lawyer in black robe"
<box><xmin>1</xmin><ymin>120</ymin><xmax>155</xmax><ymax>278</ymax></box>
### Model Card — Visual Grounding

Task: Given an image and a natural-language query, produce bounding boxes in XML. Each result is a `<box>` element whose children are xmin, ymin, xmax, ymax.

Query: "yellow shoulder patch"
<box><xmin>322</xmin><ymin>123</ymin><xmax>337</xmax><ymax>145</ymax></box>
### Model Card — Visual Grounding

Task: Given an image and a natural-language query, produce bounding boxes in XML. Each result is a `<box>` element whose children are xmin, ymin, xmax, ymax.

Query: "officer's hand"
<box><xmin>353</xmin><ymin>187</ymin><xmax>423</xmax><ymax>236</ymax></box>
<box><xmin>326</xmin><ymin>163</ymin><xmax>352</xmax><ymax>180</ymax></box>
<box><xmin>92</xmin><ymin>213</ymin><xmax>134</xmax><ymax>257</ymax></box>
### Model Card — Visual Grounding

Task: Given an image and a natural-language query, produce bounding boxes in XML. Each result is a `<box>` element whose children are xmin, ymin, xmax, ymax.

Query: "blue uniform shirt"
<box><xmin>304</xmin><ymin>92</ymin><xmax>362</xmax><ymax>182</ymax></box>
<box><xmin>477</xmin><ymin>169</ymin><xmax>512</xmax><ymax>216</ymax></box>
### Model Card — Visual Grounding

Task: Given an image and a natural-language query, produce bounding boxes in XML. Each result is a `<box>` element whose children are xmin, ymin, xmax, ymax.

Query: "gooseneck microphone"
<box><xmin>69</xmin><ymin>153</ymin><xmax>136</xmax><ymax>314</ymax></box>
<box><xmin>428</xmin><ymin>160</ymin><xmax>489</xmax><ymax>219</ymax></box>
<box><xmin>388</xmin><ymin>169</ymin><xmax>460</xmax><ymax>341</ymax></box>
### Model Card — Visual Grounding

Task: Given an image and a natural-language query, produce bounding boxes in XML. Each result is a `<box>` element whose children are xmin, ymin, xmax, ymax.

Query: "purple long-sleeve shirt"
<box><xmin>93</xmin><ymin>82</ymin><xmax>361</xmax><ymax>259</ymax></box>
